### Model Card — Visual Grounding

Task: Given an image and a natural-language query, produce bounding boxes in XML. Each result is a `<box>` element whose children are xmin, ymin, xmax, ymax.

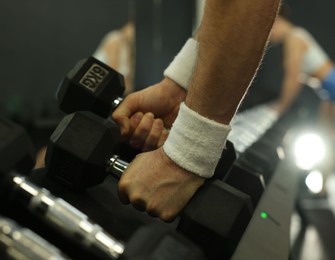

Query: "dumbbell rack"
<box><xmin>0</xmin><ymin>98</ymin><xmax>311</xmax><ymax>259</ymax></box>
<box><xmin>232</xmin><ymin>154</ymin><xmax>300</xmax><ymax>260</ymax></box>
<box><xmin>229</xmin><ymin>101</ymin><xmax>311</xmax><ymax>259</ymax></box>
<box><xmin>227</xmin><ymin>103</ymin><xmax>279</xmax><ymax>154</ymax></box>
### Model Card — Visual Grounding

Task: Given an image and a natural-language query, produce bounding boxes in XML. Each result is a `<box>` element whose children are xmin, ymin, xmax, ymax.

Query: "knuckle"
<box><xmin>159</xmin><ymin>210</ymin><xmax>175</xmax><ymax>223</ymax></box>
<box><xmin>118</xmin><ymin>179</ymin><xmax>129</xmax><ymax>193</ymax></box>
<box><xmin>129</xmin><ymin>192</ymin><xmax>144</xmax><ymax>205</ymax></box>
<box><xmin>146</xmin><ymin>201</ymin><xmax>159</xmax><ymax>214</ymax></box>
<box><xmin>129</xmin><ymin>193</ymin><xmax>146</xmax><ymax>212</ymax></box>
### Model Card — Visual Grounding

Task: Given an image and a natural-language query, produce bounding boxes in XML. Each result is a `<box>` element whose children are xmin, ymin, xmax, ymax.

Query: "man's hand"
<box><xmin>118</xmin><ymin>147</ymin><xmax>205</xmax><ymax>222</ymax></box>
<box><xmin>112</xmin><ymin>78</ymin><xmax>186</xmax><ymax>151</ymax></box>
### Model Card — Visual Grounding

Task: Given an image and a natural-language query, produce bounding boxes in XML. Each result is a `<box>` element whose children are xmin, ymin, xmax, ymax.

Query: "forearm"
<box><xmin>277</xmin><ymin>75</ymin><xmax>303</xmax><ymax>112</ymax></box>
<box><xmin>187</xmin><ymin>0</ymin><xmax>281</xmax><ymax>124</ymax></box>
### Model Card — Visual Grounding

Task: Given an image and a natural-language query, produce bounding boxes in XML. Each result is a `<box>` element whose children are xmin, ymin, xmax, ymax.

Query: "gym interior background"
<box><xmin>0</xmin><ymin>0</ymin><xmax>335</xmax><ymax>259</ymax></box>
<box><xmin>0</xmin><ymin>0</ymin><xmax>334</xmax><ymax>120</ymax></box>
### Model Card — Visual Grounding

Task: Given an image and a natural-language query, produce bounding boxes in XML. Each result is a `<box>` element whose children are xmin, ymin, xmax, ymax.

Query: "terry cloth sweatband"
<box><xmin>163</xmin><ymin>102</ymin><xmax>232</xmax><ymax>178</ymax></box>
<box><xmin>163</xmin><ymin>38</ymin><xmax>199</xmax><ymax>90</ymax></box>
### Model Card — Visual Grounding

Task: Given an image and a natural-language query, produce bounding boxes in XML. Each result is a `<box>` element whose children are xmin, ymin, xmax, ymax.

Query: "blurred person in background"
<box><xmin>269</xmin><ymin>4</ymin><xmax>335</xmax><ymax>125</ymax></box>
<box><xmin>269</xmin><ymin>3</ymin><xmax>335</xmax><ymax>195</ymax></box>
<box><xmin>94</xmin><ymin>21</ymin><xmax>135</xmax><ymax>95</ymax></box>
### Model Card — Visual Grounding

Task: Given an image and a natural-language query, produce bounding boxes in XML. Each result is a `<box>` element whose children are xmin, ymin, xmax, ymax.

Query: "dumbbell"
<box><xmin>0</xmin><ymin>117</ymin><xmax>205</xmax><ymax>259</ymax></box>
<box><xmin>56</xmin><ymin>56</ymin><xmax>125</xmax><ymax>118</ymax></box>
<box><xmin>45</xmin><ymin>111</ymin><xmax>253</xmax><ymax>259</ymax></box>
<box><xmin>0</xmin><ymin>116</ymin><xmax>35</xmax><ymax>175</ymax></box>
<box><xmin>57</xmin><ymin>56</ymin><xmax>237</xmax><ymax>177</ymax></box>
<box><xmin>0</xmin><ymin>172</ymin><xmax>205</xmax><ymax>260</ymax></box>
<box><xmin>231</xmin><ymin>118</ymin><xmax>286</xmax><ymax>192</ymax></box>
<box><xmin>223</xmin><ymin>160</ymin><xmax>266</xmax><ymax>208</ymax></box>
<box><xmin>0</xmin><ymin>216</ymin><xmax>69</xmax><ymax>260</ymax></box>
<box><xmin>238</xmin><ymin>141</ymin><xmax>280</xmax><ymax>185</ymax></box>
<box><xmin>56</xmin><ymin>56</ymin><xmax>143</xmax><ymax>162</ymax></box>
<box><xmin>223</xmin><ymin>143</ymin><xmax>278</xmax><ymax>208</ymax></box>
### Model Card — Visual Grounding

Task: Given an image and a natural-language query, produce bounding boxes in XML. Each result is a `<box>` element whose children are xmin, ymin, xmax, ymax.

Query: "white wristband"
<box><xmin>163</xmin><ymin>38</ymin><xmax>199</xmax><ymax>90</ymax></box>
<box><xmin>163</xmin><ymin>102</ymin><xmax>232</xmax><ymax>178</ymax></box>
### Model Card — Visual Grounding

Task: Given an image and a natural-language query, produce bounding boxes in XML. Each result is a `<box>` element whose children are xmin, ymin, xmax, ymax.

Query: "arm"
<box><xmin>274</xmin><ymin>35</ymin><xmax>308</xmax><ymax>114</ymax></box>
<box><xmin>187</xmin><ymin>0</ymin><xmax>280</xmax><ymax>123</ymax></box>
<box><xmin>117</xmin><ymin>0</ymin><xmax>281</xmax><ymax>222</ymax></box>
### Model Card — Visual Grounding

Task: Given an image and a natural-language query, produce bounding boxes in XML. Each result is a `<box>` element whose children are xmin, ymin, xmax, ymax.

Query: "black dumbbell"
<box><xmin>56</xmin><ymin>57</ymin><xmax>141</xmax><ymax>162</ymax></box>
<box><xmin>0</xmin><ymin>172</ymin><xmax>205</xmax><ymax>260</ymax></box>
<box><xmin>56</xmin><ymin>57</ymin><xmax>125</xmax><ymax>118</ymax></box>
<box><xmin>213</xmin><ymin>140</ymin><xmax>237</xmax><ymax>180</ymax></box>
<box><xmin>57</xmin><ymin>56</ymin><xmax>238</xmax><ymax>176</ymax></box>
<box><xmin>224</xmin><ymin>160</ymin><xmax>266</xmax><ymax>207</ymax></box>
<box><xmin>57</xmin><ymin>56</ymin><xmax>239</xmax><ymax>170</ymax></box>
<box><xmin>45</xmin><ymin>111</ymin><xmax>253</xmax><ymax>259</ymax></box>
<box><xmin>238</xmin><ymin>141</ymin><xmax>280</xmax><ymax>185</ymax></box>
<box><xmin>0</xmin><ymin>116</ymin><xmax>204</xmax><ymax>260</ymax></box>
<box><xmin>0</xmin><ymin>116</ymin><xmax>35</xmax><ymax>175</ymax></box>
<box><xmin>222</xmin><ymin>139</ymin><xmax>279</xmax><ymax>208</ymax></box>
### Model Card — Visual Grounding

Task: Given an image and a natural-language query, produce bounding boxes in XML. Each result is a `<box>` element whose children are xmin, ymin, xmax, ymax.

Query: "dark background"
<box><xmin>0</xmin><ymin>0</ymin><xmax>334</xmax><ymax>121</ymax></box>
<box><xmin>0</xmin><ymin>0</ymin><xmax>195</xmax><ymax>123</ymax></box>
<box><xmin>0</xmin><ymin>0</ymin><xmax>130</xmax><ymax>121</ymax></box>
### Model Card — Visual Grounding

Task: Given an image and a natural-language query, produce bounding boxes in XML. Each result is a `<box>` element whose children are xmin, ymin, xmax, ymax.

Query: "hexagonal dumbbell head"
<box><xmin>57</xmin><ymin>57</ymin><xmax>125</xmax><ymax>117</ymax></box>
<box><xmin>177</xmin><ymin>180</ymin><xmax>253</xmax><ymax>259</ymax></box>
<box><xmin>0</xmin><ymin>116</ymin><xmax>35</xmax><ymax>175</ymax></box>
<box><xmin>45</xmin><ymin>111</ymin><xmax>121</xmax><ymax>190</ymax></box>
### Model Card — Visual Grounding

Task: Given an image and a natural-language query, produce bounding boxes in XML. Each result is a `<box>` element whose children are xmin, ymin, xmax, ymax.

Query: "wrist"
<box><xmin>158</xmin><ymin>147</ymin><xmax>206</xmax><ymax>183</ymax></box>
<box><xmin>163</xmin><ymin>102</ymin><xmax>231</xmax><ymax>178</ymax></box>
<box><xmin>161</xmin><ymin>77</ymin><xmax>187</xmax><ymax>103</ymax></box>
<box><xmin>163</xmin><ymin>38</ymin><xmax>199</xmax><ymax>90</ymax></box>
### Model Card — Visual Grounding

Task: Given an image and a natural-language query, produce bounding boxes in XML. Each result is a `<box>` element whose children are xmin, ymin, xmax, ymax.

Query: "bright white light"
<box><xmin>305</xmin><ymin>170</ymin><xmax>323</xmax><ymax>194</ymax></box>
<box><xmin>294</xmin><ymin>133</ymin><xmax>325</xmax><ymax>170</ymax></box>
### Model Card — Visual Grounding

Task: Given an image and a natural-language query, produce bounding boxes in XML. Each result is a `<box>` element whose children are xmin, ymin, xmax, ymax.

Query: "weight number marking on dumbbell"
<box><xmin>79</xmin><ymin>63</ymin><xmax>109</xmax><ymax>92</ymax></box>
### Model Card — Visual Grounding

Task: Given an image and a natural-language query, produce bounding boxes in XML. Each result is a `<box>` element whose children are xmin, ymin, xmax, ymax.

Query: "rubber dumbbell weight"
<box><xmin>57</xmin><ymin>56</ymin><xmax>238</xmax><ymax>177</ymax></box>
<box><xmin>0</xmin><ymin>172</ymin><xmax>205</xmax><ymax>260</ymax></box>
<box><xmin>45</xmin><ymin>111</ymin><xmax>253</xmax><ymax>259</ymax></box>
<box><xmin>56</xmin><ymin>57</ymin><xmax>125</xmax><ymax>118</ymax></box>
<box><xmin>0</xmin><ymin>116</ymin><xmax>35</xmax><ymax>175</ymax></box>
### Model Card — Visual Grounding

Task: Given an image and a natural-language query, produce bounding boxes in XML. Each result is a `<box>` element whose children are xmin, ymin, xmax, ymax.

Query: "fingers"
<box><xmin>117</xmin><ymin>149</ymin><xmax>205</xmax><ymax>222</ymax></box>
<box><xmin>129</xmin><ymin>113</ymin><xmax>168</xmax><ymax>151</ymax></box>
<box><xmin>142</xmin><ymin>119</ymin><xmax>165</xmax><ymax>151</ymax></box>
<box><xmin>112</xmin><ymin>93</ymin><xmax>140</xmax><ymax>137</ymax></box>
<box><xmin>117</xmin><ymin>155</ymin><xmax>147</xmax><ymax>212</ymax></box>
<box><xmin>129</xmin><ymin>112</ymin><xmax>154</xmax><ymax>148</ymax></box>
<box><xmin>118</xmin><ymin>180</ymin><xmax>175</xmax><ymax>221</ymax></box>
<box><xmin>157</xmin><ymin>129</ymin><xmax>169</xmax><ymax>148</ymax></box>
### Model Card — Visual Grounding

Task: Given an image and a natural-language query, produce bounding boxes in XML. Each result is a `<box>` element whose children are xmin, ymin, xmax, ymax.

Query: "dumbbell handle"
<box><xmin>111</xmin><ymin>97</ymin><xmax>124</xmax><ymax>111</ymax></box>
<box><xmin>107</xmin><ymin>155</ymin><xmax>129</xmax><ymax>179</ymax></box>
<box><xmin>6</xmin><ymin>174</ymin><xmax>125</xmax><ymax>259</ymax></box>
<box><xmin>0</xmin><ymin>216</ymin><xmax>69</xmax><ymax>259</ymax></box>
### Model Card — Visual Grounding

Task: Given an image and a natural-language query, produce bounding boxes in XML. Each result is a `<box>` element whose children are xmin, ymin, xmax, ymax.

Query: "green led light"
<box><xmin>260</xmin><ymin>212</ymin><xmax>268</xmax><ymax>219</ymax></box>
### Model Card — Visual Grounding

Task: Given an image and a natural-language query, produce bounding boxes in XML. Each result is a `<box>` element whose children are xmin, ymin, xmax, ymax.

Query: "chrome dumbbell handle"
<box><xmin>8</xmin><ymin>174</ymin><xmax>125</xmax><ymax>259</ymax></box>
<box><xmin>107</xmin><ymin>155</ymin><xmax>129</xmax><ymax>179</ymax></box>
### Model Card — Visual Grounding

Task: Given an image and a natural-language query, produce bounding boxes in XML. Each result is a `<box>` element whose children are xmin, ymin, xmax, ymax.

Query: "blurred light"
<box><xmin>305</xmin><ymin>170</ymin><xmax>323</xmax><ymax>194</ymax></box>
<box><xmin>260</xmin><ymin>212</ymin><xmax>268</xmax><ymax>219</ymax></box>
<box><xmin>293</xmin><ymin>133</ymin><xmax>325</xmax><ymax>170</ymax></box>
